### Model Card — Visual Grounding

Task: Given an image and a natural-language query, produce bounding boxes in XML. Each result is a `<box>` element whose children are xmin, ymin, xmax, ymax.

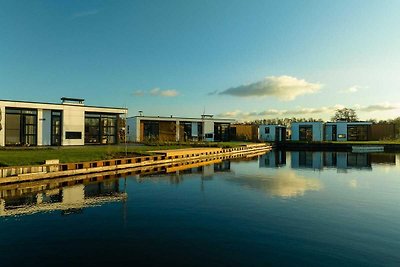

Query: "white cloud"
<box><xmin>358</xmin><ymin>103</ymin><xmax>399</xmax><ymax>112</ymax></box>
<box><xmin>218</xmin><ymin>102</ymin><xmax>399</xmax><ymax>121</ymax></box>
<box><xmin>340</xmin><ymin>85</ymin><xmax>365</xmax><ymax>94</ymax></box>
<box><xmin>132</xmin><ymin>90</ymin><xmax>145</xmax><ymax>96</ymax></box>
<box><xmin>218</xmin><ymin>104</ymin><xmax>345</xmax><ymax>120</ymax></box>
<box><xmin>219</xmin><ymin>75</ymin><xmax>322</xmax><ymax>101</ymax></box>
<box><xmin>132</xmin><ymin>88</ymin><xmax>180</xmax><ymax>97</ymax></box>
<box><xmin>150</xmin><ymin>88</ymin><xmax>179</xmax><ymax>97</ymax></box>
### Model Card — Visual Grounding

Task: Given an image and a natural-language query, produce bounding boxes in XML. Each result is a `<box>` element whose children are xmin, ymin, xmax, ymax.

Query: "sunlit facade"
<box><xmin>0</xmin><ymin>98</ymin><xmax>127</xmax><ymax>146</ymax></box>
<box><xmin>126</xmin><ymin>115</ymin><xmax>234</xmax><ymax>142</ymax></box>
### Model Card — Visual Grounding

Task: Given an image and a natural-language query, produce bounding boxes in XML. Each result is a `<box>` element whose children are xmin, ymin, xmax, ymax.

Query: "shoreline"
<box><xmin>0</xmin><ymin>144</ymin><xmax>271</xmax><ymax>184</ymax></box>
<box><xmin>276</xmin><ymin>141</ymin><xmax>400</xmax><ymax>152</ymax></box>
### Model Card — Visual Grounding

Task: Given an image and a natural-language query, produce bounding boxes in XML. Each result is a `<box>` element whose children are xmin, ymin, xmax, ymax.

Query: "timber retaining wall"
<box><xmin>0</xmin><ymin>144</ymin><xmax>271</xmax><ymax>184</ymax></box>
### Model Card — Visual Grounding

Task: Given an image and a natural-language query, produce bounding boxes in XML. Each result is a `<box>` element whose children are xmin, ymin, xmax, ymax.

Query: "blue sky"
<box><xmin>1</xmin><ymin>0</ymin><xmax>399</xmax><ymax>121</ymax></box>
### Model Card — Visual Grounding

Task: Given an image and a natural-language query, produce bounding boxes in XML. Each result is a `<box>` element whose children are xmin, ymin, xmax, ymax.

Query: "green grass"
<box><xmin>0</xmin><ymin>141</ymin><xmax>254</xmax><ymax>167</ymax></box>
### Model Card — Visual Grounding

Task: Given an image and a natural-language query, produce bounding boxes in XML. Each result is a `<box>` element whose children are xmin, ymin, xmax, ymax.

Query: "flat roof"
<box><xmin>259</xmin><ymin>124</ymin><xmax>286</xmax><ymax>127</ymax></box>
<box><xmin>0</xmin><ymin>98</ymin><xmax>127</xmax><ymax>111</ymax></box>
<box><xmin>291</xmin><ymin>121</ymin><xmax>324</xmax><ymax>124</ymax></box>
<box><xmin>128</xmin><ymin>115</ymin><xmax>235</xmax><ymax>122</ymax></box>
<box><xmin>326</xmin><ymin>121</ymin><xmax>372</xmax><ymax>125</ymax></box>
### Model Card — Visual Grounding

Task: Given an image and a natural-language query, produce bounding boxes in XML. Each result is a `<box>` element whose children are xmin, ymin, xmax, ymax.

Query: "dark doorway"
<box><xmin>214</xmin><ymin>123</ymin><xmax>230</xmax><ymax>142</ymax></box>
<box><xmin>299</xmin><ymin>126</ymin><xmax>313</xmax><ymax>141</ymax></box>
<box><xmin>332</xmin><ymin>125</ymin><xmax>337</xmax><ymax>141</ymax></box>
<box><xmin>51</xmin><ymin>111</ymin><xmax>62</xmax><ymax>146</ymax></box>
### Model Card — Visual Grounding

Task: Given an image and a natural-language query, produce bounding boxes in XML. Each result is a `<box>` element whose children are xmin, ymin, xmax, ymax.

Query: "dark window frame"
<box><xmin>5</xmin><ymin>108</ymin><xmax>38</xmax><ymax>146</ymax></box>
<box><xmin>51</xmin><ymin>110</ymin><xmax>62</xmax><ymax>146</ymax></box>
<box><xmin>84</xmin><ymin>112</ymin><xmax>119</xmax><ymax>144</ymax></box>
<box><xmin>299</xmin><ymin>125</ymin><xmax>313</xmax><ymax>141</ymax></box>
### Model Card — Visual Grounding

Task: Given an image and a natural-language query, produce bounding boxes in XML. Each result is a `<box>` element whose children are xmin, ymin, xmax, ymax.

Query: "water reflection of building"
<box><xmin>259</xmin><ymin>151</ymin><xmax>286</xmax><ymax>168</ymax></box>
<box><xmin>0</xmin><ymin>180</ymin><xmax>126</xmax><ymax>217</ymax></box>
<box><xmin>291</xmin><ymin>151</ymin><xmax>324</xmax><ymax>170</ymax></box>
<box><xmin>288</xmin><ymin>151</ymin><xmax>396</xmax><ymax>172</ymax></box>
<box><xmin>164</xmin><ymin>159</ymin><xmax>231</xmax><ymax>184</ymax></box>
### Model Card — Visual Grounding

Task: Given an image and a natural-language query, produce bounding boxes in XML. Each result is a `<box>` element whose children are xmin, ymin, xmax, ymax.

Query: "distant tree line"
<box><xmin>367</xmin><ymin>117</ymin><xmax>400</xmax><ymax>138</ymax></box>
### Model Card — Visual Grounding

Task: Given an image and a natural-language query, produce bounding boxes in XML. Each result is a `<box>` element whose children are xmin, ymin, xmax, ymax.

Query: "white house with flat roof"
<box><xmin>0</xmin><ymin>97</ymin><xmax>127</xmax><ymax>146</ymax></box>
<box><xmin>126</xmin><ymin>115</ymin><xmax>235</xmax><ymax>142</ymax></box>
<box><xmin>290</xmin><ymin>121</ymin><xmax>373</xmax><ymax>142</ymax></box>
<box><xmin>259</xmin><ymin>125</ymin><xmax>286</xmax><ymax>142</ymax></box>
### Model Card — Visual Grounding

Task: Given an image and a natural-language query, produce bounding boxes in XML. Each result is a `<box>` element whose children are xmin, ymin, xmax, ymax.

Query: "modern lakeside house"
<box><xmin>0</xmin><ymin>98</ymin><xmax>127</xmax><ymax>146</ymax></box>
<box><xmin>1</xmin><ymin>96</ymin><xmax>395</xmax><ymax>146</ymax></box>
<box><xmin>291</xmin><ymin>121</ymin><xmax>373</xmax><ymax>141</ymax></box>
<box><xmin>126</xmin><ymin>115</ymin><xmax>234</xmax><ymax>142</ymax></box>
<box><xmin>260</xmin><ymin>121</ymin><xmax>395</xmax><ymax>142</ymax></box>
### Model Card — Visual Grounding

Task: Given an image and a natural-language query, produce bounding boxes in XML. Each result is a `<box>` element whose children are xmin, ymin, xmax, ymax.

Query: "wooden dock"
<box><xmin>0</xmin><ymin>144</ymin><xmax>271</xmax><ymax>184</ymax></box>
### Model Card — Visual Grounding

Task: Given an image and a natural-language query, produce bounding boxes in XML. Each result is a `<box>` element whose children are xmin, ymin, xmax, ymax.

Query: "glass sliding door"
<box><xmin>101</xmin><ymin>115</ymin><xmax>117</xmax><ymax>144</ymax></box>
<box><xmin>85</xmin><ymin>114</ymin><xmax>101</xmax><ymax>144</ymax></box>
<box><xmin>5</xmin><ymin>108</ymin><xmax>37</xmax><ymax>146</ymax></box>
<box><xmin>5</xmin><ymin>113</ymin><xmax>21</xmax><ymax>145</ymax></box>
<box><xmin>85</xmin><ymin>113</ymin><xmax>118</xmax><ymax>144</ymax></box>
<box><xmin>143</xmin><ymin>121</ymin><xmax>159</xmax><ymax>141</ymax></box>
<box><xmin>23</xmin><ymin>114</ymin><xmax>37</xmax><ymax>145</ymax></box>
<box><xmin>347</xmin><ymin>125</ymin><xmax>370</xmax><ymax>141</ymax></box>
<box><xmin>214</xmin><ymin>123</ymin><xmax>231</xmax><ymax>142</ymax></box>
<box><xmin>299</xmin><ymin>126</ymin><xmax>313</xmax><ymax>141</ymax></box>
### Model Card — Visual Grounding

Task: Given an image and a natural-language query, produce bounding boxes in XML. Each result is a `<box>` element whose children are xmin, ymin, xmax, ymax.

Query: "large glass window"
<box><xmin>101</xmin><ymin>115</ymin><xmax>117</xmax><ymax>144</ymax></box>
<box><xmin>143</xmin><ymin>121</ymin><xmax>159</xmax><ymax>140</ymax></box>
<box><xmin>214</xmin><ymin>123</ymin><xmax>231</xmax><ymax>141</ymax></box>
<box><xmin>5</xmin><ymin>108</ymin><xmax>37</xmax><ymax>146</ymax></box>
<box><xmin>24</xmin><ymin>114</ymin><xmax>37</xmax><ymax>145</ymax></box>
<box><xmin>85</xmin><ymin>113</ymin><xmax>118</xmax><ymax>144</ymax></box>
<box><xmin>182</xmin><ymin>122</ymin><xmax>192</xmax><ymax>141</ymax></box>
<box><xmin>197</xmin><ymin>123</ymin><xmax>203</xmax><ymax>141</ymax></box>
<box><xmin>5</xmin><ymin>114</ymin><xmax>21</xmax><ymax>145</ymax></box>
<box><xmin>347</xmin><ymin>125</ymin><xmax>369</xmax><ymax>141</ymax></box>
<box><xmin>299</xmin><ymin>126</ymin><xmax>313</xmax><ymax>141</ymax></box>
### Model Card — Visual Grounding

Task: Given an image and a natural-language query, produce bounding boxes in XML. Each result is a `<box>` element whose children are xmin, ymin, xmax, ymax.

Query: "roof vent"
<box><xmin>201</xmin><ymin>114</ymin><xmax>214</xmax><ymax>119</ymax></box>
<box><xmin>61</xmin><ymin>97</ymin><xmax>85</xmax><ymax>105</ymax></box>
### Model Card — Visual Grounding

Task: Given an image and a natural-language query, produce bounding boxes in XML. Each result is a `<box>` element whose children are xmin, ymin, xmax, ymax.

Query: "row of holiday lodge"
<box><xmin>0</xmin><ymin>98</ymin><xmax>397</xmax><ymax>146</ymax></box>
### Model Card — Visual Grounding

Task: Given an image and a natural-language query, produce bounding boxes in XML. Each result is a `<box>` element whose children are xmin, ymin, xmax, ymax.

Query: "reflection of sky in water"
<box><xmin>224</xmin><ymin>170</ymin><xmax>322</xmax><ymax>198</ymax></box>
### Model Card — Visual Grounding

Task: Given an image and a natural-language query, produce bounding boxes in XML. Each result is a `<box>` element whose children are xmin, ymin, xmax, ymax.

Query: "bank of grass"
<box><xmin>0</xmin><ymin>141</ymin><xmax>254</xmax><ymax>167</ymax></box>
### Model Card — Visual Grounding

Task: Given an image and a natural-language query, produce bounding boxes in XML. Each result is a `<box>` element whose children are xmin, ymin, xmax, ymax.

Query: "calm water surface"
<box><xmin>1</xmin><ymin>151</ymin><xmax>400</xmax><ymax>266</ymax></box>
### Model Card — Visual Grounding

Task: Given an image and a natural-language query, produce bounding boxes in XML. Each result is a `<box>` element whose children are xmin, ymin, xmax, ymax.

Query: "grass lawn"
<box><xmin>0</xmin><ymin>141</ymin><xmax>254</xmax><ymax>167</ymax></box>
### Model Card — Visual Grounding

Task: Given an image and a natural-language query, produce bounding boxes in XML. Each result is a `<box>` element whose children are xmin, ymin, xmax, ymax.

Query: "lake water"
<box><xmin>1</xmin><ymin>150</ymin><xmax>400</xmax><ymax>266</ymax></box>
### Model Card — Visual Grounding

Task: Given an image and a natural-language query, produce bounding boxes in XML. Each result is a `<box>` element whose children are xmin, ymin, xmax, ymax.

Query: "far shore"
<box><xmin>278</xmin><ymin>140</ymin><xmax>400</xmax><ymax>152</ymax></box>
